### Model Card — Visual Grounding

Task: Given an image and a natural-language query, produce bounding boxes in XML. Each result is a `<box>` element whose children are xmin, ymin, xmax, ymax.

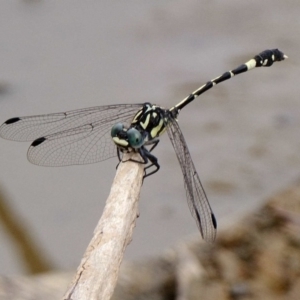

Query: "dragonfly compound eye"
<box><xmin>127</xmin><ymin>128</ymin><xmax>143</xmax><ymax>148</ymax></box>
<box><xmin>111</xmin><ymin>123</ymin><xmax>124</xmax><ymax>138</ymax></box>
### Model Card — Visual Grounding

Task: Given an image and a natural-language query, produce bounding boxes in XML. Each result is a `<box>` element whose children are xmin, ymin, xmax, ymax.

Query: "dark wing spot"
<box><xmin>5</xmin><ymin>117</ymin><xmax>21</xmax><ymax>124</ymax></box>
<box><xmin>211</xmin><ymin>213</ymin><xmax>217</xmax><ymax>229</ymax></box>
<box><xmin>31</xmin><ymin>137</ymin><xmax>46</xmax><ymax>147</ymax></box>
<box><xmin>195</xmin><ymin>209</ymin><xmax>204</xmax><ymax>237</ymax></box>
<box><xmin>195</xmin><ymin>209</ymin><xmax>201</xmax><ymax>223</ymax></box>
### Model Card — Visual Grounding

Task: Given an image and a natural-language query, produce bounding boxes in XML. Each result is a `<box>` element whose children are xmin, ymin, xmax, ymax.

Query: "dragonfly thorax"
<box><xmin>131</xmin><ymin>103</ymin><xmax>169</xmax><ymax>140</ymax></box>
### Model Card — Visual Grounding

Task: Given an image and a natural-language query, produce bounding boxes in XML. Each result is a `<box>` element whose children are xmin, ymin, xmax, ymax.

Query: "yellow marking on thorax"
<box><xmin>150</xmin><ymin>118</ymin><xmax>165</xmax><ymax>138</ymax></box>
<box><xmin>132</xmin><ymin>109</ymin><xmax>143</xmax><ymax>123</ymax></box>
<box><xmin>140</xmin><ymin>113</ymin><xmax>151</xmax><ymax>129</ymax></box>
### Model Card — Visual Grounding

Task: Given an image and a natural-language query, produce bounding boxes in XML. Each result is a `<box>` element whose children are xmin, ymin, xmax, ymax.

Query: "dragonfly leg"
<box><xmin>122</xmin><ymin>146</ymin><xmax>160</xmax><ymax>179</ymax></box>
<box><xmin>142</xmin><ymin>150</ymin><xmax>160</xmax><ymax>178</ymax></box>
<box><xmin>147</xmin><ymin>140</ymin><xmax>159</xmax><ymax>153</ymax></box>
<box><xmin>115</xmin><ymin>147</ymin><xmax>123</xmax><ymax>170</ymax></box>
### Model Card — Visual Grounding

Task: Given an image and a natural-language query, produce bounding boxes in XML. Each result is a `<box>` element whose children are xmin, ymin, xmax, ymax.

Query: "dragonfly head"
<box><xmin>111</xmin><ymin>123</ymin><xmax>144</xmax><ymax>150</ymax></box>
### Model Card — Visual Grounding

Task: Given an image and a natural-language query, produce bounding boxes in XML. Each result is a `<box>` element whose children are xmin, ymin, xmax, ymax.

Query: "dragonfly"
<box><xmin>0</xmin><ymin>49</ymin><xmax>287</xmax><ymax>242</ymax></box>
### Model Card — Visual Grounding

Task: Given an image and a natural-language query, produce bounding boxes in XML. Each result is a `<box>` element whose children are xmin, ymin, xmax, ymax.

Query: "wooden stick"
<box><xmin>63</xmin><ymin>153</ymin><xmax>144</xmax><ymax>300</ymax></box>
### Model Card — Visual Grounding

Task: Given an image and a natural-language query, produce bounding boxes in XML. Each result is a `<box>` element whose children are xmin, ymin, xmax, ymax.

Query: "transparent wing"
<box><xmin>0</xmin><ymin>104</ymin><xmax>143</xmax><ymax>166</ymax></box>
<box><xmin>167</xmin><ymin>118</ymin><xmax>217</xmax><ymax>242</ymax></box>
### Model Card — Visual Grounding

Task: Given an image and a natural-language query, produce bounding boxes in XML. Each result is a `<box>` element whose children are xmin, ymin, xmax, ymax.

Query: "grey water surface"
<box><xmin>0</xmin><ymin>0</ymin><xmax>299</xmax><ymax>274</ymax></box>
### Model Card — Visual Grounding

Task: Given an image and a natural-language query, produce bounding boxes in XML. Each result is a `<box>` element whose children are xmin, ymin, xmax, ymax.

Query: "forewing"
<box><xmin>0</xmin><ymin>104</ymin><xmax>142</xmax><ymax>141</ymax></box>
<box><xmin>167</xmin><ymin>119</ymin><xmax>217</xmax><ymax>242</ymax></box>
<box><xmin>0</xmin><ymin>104</ymin><xmax>143</xmax><ymax>166</ymax></box>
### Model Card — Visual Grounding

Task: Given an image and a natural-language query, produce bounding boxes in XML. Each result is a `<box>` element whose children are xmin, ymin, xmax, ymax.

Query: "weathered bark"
<box><xmin>63</xmin><ymin>153</ymin><xmax>144</xmax><ymax>300</ymax></box>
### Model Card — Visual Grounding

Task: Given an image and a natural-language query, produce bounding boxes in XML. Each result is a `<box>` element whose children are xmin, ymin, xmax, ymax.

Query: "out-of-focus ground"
<box><xmin>0</xmin><ymin>0</ymin><xmax>299</xmax><ymax>275</ymax></box>
<box><xmin>1</xmin><ymin>179</ymin><xmax>300</xmax><ymax>300</ymax></box>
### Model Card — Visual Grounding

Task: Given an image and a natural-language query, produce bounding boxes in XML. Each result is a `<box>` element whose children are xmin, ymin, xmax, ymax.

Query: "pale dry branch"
<box><xmin>63</xmin><ymin>153</ymin><xmax>144</xmax><ymax>300</ymax></box>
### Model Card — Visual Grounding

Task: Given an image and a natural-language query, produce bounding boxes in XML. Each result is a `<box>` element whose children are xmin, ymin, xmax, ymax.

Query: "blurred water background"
<box><xmin>0</xmin><ymin>0</ymin><xmax>299</xmax><ymax>275</ymax></box>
